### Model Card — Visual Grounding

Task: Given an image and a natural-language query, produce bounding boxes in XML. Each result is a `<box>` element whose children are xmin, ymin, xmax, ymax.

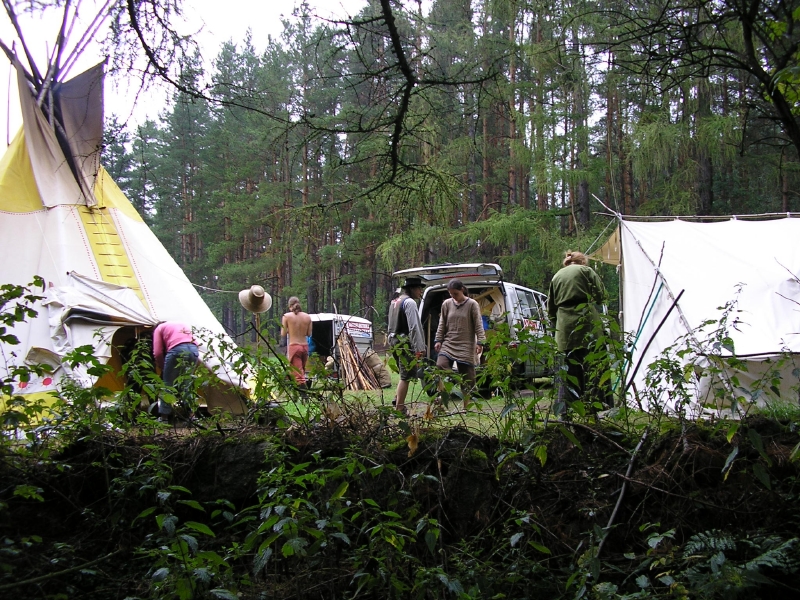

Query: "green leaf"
<box><xmin>499</xmin><ymin>403</ymin><xmax>516</xmax><ymax>418</ymax></box>
<box><xmin>534</xmin><ymin>445</ymin><xmax>547</xmax><ymax>466</ymax></box>
<box><xmin>152</xmin><ymin>567</ymin><xmax>170</xmax><ymax>582</ymax></box>
<box><xmin>557</xmin><ymin>425</ymin><xmax>583</xmax><ymax>451</ymax></box>
<box><xmin>330</xmin><ymin>532</ymin><xmax>351</xmax><ymax>545</ymax></box>
<box><xmin>424</xmin><ymin>529</ymin><xmax>438</xmax><ymax>555</ymax></box>
<box><xmin>282</xmin><ymin>537</ymin><xmax>308</xmax><ymax>557</ymax></box>
<box><xmin>177</xmin><ymin>500</ymin><xmax>205</xmax><ymax>512</ymax></box>
<box><xmin>256</xmin><ymin>515</ymin><xmax>280</xmax><ymax>534</ymax></box>
<box><xmin>790</xmin><ymin>441</ymin><xmax>800</xmax><ymax>462</ymax></box>
<box><xmin>257</xmin><ymin>533</ymin><xmax>281</xmax><ymax>554</ymax></box>
<box><xmin>725</xmin><ymin>422</ymin><xmax>739</xmax><ymax>444</ymax></box>
<box><xmin>176</xmin><ymin>577</ymin><xmax>192</xmax><ymax>600</ymax></box>
<box><xmin>179</xmin><ymin>534</ymin><xmax>198</xmax><ymax>553</ymax></box>
<box><xmin>329</xmin><ymin>481</ymin><xmax>349</xmax><ymax>503</ymax></box>
<box><xmin>753</xmin><ymin>463</ymin><xmax>772</xmax><ymax>490</ymax></box>
<box><xmin>13</xmin><ymin>485</ymin><xmax>44</xmax><ymax>502</ymax></box>
<box><xmin>570</xmin><ymin>401</ymin><xmax>586</xmax><ymax>417</ymax></box>
<box><xmin>748</xmin><ymin>428</ymin><xmax>772</xmax><ymax>466</ymax></box>
<box><xmin>253</xmin><ymin>547</ymin><xmax>272</xmax><ymax>575</ymax></box>
<box><xmin>722</xmin><ymin>446</ymin><xmax>739</xmax><ymax>481</ymax></box>
<box><xmin>184</xmin><ymin>522</ymin><xmax>215</xmax><ymax>537</ymax></box>
<box><xmin>528</xmin><ymin>540</ymin><xmax>551</xmax><ymax>554</ymax></box>
<box><xmin>196</xmin><ymin>551</ymin><xmax>228</xmax><ymax>567</ymax></box>
<box><xmin>210</xmin><ymin>589</ymin><xmax>239</xmax><ymax>600</ymax></box>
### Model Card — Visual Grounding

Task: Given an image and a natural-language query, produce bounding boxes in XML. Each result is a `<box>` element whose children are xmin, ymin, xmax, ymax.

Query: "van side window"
<box><xmin>527</xmin><ymin>291</ymin><xmax>544</xmax><ymax>322</ymax></box>
<box><xmin>515</xmin><ymin>288</ymin><xmax>545</xmax><ymax>332</ymax></box>
<box><xmin>515</xmin><ymin>289</ymin><xmax>533</xmax><ymax>318</ymax></box>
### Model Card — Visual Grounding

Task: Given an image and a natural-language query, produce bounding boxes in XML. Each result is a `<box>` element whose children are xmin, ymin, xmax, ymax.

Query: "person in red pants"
<box><xmin>281</xmin><ymin>297</ymin><xmax>313</xmax><ymax>388</ymax></box>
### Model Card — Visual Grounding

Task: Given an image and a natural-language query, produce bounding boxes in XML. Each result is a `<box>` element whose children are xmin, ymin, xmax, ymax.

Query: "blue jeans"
<box><xmin>158</xmin><ymin>342</ymin><xmax>199</xmax><ymax>415</ymax></box>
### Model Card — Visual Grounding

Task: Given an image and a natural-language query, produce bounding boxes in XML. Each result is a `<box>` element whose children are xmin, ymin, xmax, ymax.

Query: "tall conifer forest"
<box><xmin>102</xmin><ymin>0</ymin><xmax>800</xmax><ymax>337</ymax></box>
<box><xmin>4</xmin><ymin>3</ymin><xmax>800</xmax><ymax>598</ymax></box>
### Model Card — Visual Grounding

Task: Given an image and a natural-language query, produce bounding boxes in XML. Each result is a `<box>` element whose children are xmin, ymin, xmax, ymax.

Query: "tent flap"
<box><xmin>590</xmin><ymin>226</ymin><xmax>621</xmax><ymax>266</ymax></box>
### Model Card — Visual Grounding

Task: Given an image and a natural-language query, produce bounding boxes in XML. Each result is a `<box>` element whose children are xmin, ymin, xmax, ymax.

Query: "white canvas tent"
<box><xmin>592</xmin><ymin>215</ymin><xmax>800</xmax><ymax>415</ymax></box>
<box><xmin>0</xmin><ymin>59</ymin><xmax>248</xmax><ymax>414</ymax></box>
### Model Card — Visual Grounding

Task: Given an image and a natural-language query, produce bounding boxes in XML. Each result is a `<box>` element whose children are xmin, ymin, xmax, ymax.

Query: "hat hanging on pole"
<box><xmin>239</xmin><ymin>285</ymin><xmax>272</xmax><ymax>313</ymax></box>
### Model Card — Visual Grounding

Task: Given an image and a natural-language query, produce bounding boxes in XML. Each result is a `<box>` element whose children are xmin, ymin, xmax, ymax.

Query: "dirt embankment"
<box><xmin>1</xmin><ymin>416</ymin><xmax>799</xmax><ymax>598</ymax></box>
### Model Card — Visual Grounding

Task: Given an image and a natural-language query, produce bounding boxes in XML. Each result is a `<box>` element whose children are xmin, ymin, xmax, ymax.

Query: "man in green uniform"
<box><xmin>547</xmin><ymin>251</ymin><xmax>610</xmax><ymax>411</ymax></box>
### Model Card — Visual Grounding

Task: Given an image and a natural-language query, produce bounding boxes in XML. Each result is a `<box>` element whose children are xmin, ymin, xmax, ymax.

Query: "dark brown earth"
<box><xmin>1</xmin><ymin>414</ymin><xmax>799</xmax><ymax>599</ymax></box>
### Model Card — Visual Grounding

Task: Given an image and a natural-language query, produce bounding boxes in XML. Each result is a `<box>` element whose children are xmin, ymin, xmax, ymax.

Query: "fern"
<box><xmin>678</xmin><ymin>531</ymin><xmax>799</xmax><ymax>598</ymax></box>
<box><xmin>743</xmin><ymin>537</ymin><xmax>799</xmax><ymax>573</ymax></box>
<box><xmin>682</xmin><ymin>530</ymin><xmax>736</xmax><ymax>558</ymax></box>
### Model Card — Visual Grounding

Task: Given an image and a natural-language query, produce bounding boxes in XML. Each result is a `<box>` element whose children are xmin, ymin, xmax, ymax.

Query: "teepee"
<box><xmin>0</xmin><ymin>54</ymin><xmax>248</xmax><ymax>414</ymax></box>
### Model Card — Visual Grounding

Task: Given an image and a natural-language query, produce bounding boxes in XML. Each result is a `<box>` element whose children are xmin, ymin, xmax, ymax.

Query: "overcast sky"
<box><xmin>0</xmin><ymin>0</ymin><xmax>366</xmax><ymax>145</ymax></box>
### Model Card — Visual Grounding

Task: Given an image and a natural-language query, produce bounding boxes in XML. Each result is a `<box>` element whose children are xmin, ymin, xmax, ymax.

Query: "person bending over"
<box><xmin>153</xmin><ymin>321</ymin><xmax>199</xmax><ymax>420</ymax></box>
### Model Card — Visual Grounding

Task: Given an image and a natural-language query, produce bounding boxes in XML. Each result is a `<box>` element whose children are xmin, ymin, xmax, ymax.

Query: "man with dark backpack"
<box><xmin>387</xmin><ymin>277</ymin><xmax>426</xmax><ymax>415</ymax></box>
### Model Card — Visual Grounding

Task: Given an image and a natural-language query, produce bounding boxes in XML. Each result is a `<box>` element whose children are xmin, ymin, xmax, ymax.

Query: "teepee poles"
<box><xmin>336</xmin><ymin>331</ymin><xmax>379</xmax><ymax>391</ymax></box>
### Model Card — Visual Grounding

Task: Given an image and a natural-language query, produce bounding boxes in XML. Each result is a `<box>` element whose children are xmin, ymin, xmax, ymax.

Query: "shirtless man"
<box><xmin>281</xmin><ymin>297</ymin><xmax>313</xmax><ymax>387</ymax></box>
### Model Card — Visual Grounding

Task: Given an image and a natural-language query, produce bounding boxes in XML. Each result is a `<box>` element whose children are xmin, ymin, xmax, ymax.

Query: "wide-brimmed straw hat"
<box><xmin>239</xmin><ymin>285</ymin><xmax>272</xmax><ymax>313</ymax></box>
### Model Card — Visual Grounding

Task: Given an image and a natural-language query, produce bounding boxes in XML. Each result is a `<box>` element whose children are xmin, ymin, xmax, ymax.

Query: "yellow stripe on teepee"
<box><xmin>0</xmin><ymin>130</ymin><xmax>45</xmax><ymax>213</ymax></box>
<box><xmin>77</xmin><ymin>205</ymin><xmax>146</xmax><ymax>305</ymax></box>
<box><xmin>0</xmin><ymin>390</ymin><xmax>61</xmax><ymax>414</ymax></box>
<box><xmin>94</xmin><ymin>166</ymin><xmax>144</xmax><ymax>222</ymax></box>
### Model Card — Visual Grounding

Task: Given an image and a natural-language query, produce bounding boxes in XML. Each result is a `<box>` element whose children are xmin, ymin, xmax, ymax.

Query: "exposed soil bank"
<box><xmin>1</xmin><ymin>416</ymin><xmax>799</xmax><ymax>599</ymax></box>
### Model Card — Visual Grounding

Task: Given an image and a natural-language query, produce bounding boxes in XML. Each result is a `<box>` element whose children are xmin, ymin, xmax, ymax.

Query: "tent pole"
<box><xmin>624</xmin><ymin>289</ymin><xmax>685</xmax><ymax>396</ymax></box>
<box><xmin>622</xmin><ymin>221</ymin><xmax>697</xmax><ymax>346</ymax></box>
<box><xmin>591</xmin><ymin>193</ymin><xmax>621</xmax><ymax>219</ymax></box>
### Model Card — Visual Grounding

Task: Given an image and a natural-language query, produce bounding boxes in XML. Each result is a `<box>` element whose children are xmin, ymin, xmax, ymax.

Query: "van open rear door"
<box><xmin>393</xmin><ymin>263</ymin><xmax>503</xmax><ymax>284</ymax></box>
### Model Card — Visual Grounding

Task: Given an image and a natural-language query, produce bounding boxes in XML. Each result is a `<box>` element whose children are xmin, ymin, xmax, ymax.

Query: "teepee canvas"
<box><xmin>592</xmin><ymin>216</ymin><xmax>800</xmax><ymax>415</ymax></box>
<box><xmin>0</xmin><ymin>59</ymin><xmax>248</xmax><ymax>414</ymax></box>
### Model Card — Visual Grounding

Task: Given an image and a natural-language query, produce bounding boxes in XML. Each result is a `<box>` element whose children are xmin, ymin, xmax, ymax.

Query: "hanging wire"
<box><xmin>190</xmin><ymin>283</ymin><xmax>238</xmax><ymax>294</ymax></box>
<box><xmin>584</xmin><ymin>217</ymin><xmax>617</xmax><ymax>256</ymax></box>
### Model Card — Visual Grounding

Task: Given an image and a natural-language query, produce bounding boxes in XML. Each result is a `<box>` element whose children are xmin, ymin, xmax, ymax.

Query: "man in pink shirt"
<box><xmin>153</xmin><ymin>321</ymin><xmax>199</xmax><ymax>420</ymax></box>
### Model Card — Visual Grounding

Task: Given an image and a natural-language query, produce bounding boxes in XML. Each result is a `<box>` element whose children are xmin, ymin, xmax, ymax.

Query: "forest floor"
<box><xmin>1</xmin><ymin>391</ymin><xmax>799</xmax><ymax>599</ymax></box>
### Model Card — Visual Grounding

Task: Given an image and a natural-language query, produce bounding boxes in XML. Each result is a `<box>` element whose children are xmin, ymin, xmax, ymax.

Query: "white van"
<box><xmin>392</xmin><ymin>263</ymin><xmax>551</xmax><ymax>381</ymax></box>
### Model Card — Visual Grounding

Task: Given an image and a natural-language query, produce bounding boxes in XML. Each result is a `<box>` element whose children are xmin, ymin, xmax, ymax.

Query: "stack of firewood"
<box><xmin>336</xmin><ymin>332</ymin><xmax>380</xmax><ymax>391</ymax></box>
